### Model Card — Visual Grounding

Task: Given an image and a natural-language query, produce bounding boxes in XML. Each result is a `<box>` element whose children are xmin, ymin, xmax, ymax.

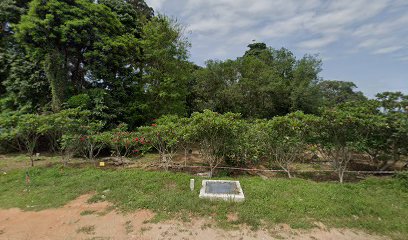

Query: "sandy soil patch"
<box><xmin>0</xmin><ymin>194</ymin><xmax>389</xmax><ymax>240</ymax></box>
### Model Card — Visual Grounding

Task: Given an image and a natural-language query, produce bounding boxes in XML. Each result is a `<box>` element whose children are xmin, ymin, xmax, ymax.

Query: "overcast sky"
<box><xmin>146</xmin><ymin>0</ymin><xmax>408</xmax><ymax>97</ymax></box>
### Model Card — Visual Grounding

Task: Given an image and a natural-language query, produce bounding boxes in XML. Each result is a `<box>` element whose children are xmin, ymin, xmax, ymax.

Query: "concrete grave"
<box><xmin>199</xmin><ymin>180</ymin><xmax>245</xmax><ymax>202</ymax></box>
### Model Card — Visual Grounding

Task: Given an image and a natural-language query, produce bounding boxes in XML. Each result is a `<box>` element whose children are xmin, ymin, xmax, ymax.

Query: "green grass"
<box><xmin>76</xmin><ymin>225</ymin><xmax>95</xmax><ymax>235</ymax></box>
<box><xmin>80</xmin><ymin>210</ymin><xmax>96</xmax><ymax>216</ymax></box>
<box><xmin>0</xmin><ymin>164</ymin><xmax>407</xmax><ymax>239</ymax></box>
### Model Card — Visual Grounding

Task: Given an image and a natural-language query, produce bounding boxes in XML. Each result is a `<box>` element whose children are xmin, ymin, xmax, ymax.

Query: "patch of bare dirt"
<box><xmin>0</xmin><ymin>194</ymin><xmax>390</xmax><ymax>240</ymax></box>
<box><xmin>0</xmin><ymin>194</ymin><xmax>154</xmax><ymax>240</ymax></box>
<box><xmin>137</xmin><ymin>219</ymin><xmax>389</xmax><ymax>240</ymax></box>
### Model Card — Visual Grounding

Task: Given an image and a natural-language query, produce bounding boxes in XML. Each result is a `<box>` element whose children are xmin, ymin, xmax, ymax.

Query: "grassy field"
<box><xmin>1</xmin><ymin>155</ymin><xmax>408</xmax><ymax>239</ymax></box>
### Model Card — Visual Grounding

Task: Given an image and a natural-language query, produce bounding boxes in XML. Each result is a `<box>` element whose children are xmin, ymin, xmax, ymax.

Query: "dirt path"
<box><xmin>0</xmin><ymin>194</ymin><xmax>389</xmax><ymax>240</ymax></box>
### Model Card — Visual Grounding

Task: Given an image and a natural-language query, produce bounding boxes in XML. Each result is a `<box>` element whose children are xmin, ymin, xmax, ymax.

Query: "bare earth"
<box><xmin>0</xmin><ymin>194</ymin><xmax>389</xmax><ymax>240</ymax></box>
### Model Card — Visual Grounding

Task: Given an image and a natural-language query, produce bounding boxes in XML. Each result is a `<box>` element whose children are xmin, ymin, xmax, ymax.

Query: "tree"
<box><xmin>314</xmin><ymin>108</ymin><xmax>362</xmax><ymax>183</ymax></box>
<box><xmin>60</xmin><ymin>134</ymin><xmax>81</xmax><ymax>166</ymax></box>
<box><xmin>318</xmin><ymin>80</ymin><xmax>367</xmax><ymax>107</ymax></box>
<box><xmin>243</xmin><ymin>42</ymin><xmax>268</xmax><ymax>57</ymax></box>
<box><xmin>104</xmin><ymin>124</ymin><xmax>146</xmax><ymax>164</ymax></box>
<box><xmin>340</xmin><ymin>101</ymin><xmax>389</xmax><ymax>168</ymax></box>
<box><xmin>1</xmin><ymin>47</ymin><xmax>49</xmax><ymax>112</ymax></box>
<box><xmin>66</xmin><ymin>89</ymin><xmax>118</xmax><ymax>126</ymax></box>
<box><xmin>376</xmin><ymin>92</ymin><xmax>408</xmax><ymax>113</ymax></box>
<box><xmin>258</xmin><ymin>112</ymin><xmax>316</xmax><ymax>178</ymax></box>
<box><xmin>290</xmin><ymin>55</ymin><xmax>323</xmax><ymax>113</ymax></box>
<box><xmin>139</xmin><ymin>115</ymin><xmax>182</xmax><ymax>170</ymax></box>
<box><xmin>0</xmin><ymin>112</ymin><xmax>24</xmax><ymax>152</ymax></box>
<box><xmin>1</xmin><ymin>0</ymin><xmax>42</xmax><ymax>110</ymax></box>
<box><xmin>193</xmin><ymin>43</ymin><xmax>323</xmax><ymax>118</ymax></box>
<box><xmin>77</xmin><ymin>121</ymin><xmax>106</xmax><ymax>162</ymax></box>
<box><xmin>139</xmin><ymin>15</ymin><xmax>191</xmax><ymax>119</ymax></box>
<box><xmin>87</xmin><ymin>0</ymin><xmax>152</xmax><ymax>127</ymax></box>
<box><xmin>228</xmin><ymin>119</ymin><xmax>265</xmax><ymax>166</ymax></box>
<box><xmin>376</xmin><ymin>92</ymin><xmax>408</xmax><ymax>169</ymax></box>
<box><xmin>190</xmin><ymin>110</ymin><xmax>242</xmax><ymax>177</ymax></box>
<box><xmin>2</xmin><ymin>114</ymin><xmax>46</xmax><ymax>167</ymax></box>
<box><xmin>16</xmin><ymin>0</ymin><xmax>123</xmax><ymax>112</ymax></box>
<box><xmin>40</xmin><ymin>108</ymin><xmax>89</xmax><ymax>153</ymax></box>
<box><xmin>193</xmin><ymin>59</ymin><xmax>242</xmax><ymax>114</ymax></box>
<box><xmin>176</xmin><ymin>117</ymin><xmax>194</xmax><ymax>166</ymax></box>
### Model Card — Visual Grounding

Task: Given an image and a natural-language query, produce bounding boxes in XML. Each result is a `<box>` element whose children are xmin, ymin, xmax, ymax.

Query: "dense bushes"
<box><xmin>1</xmin><ymin>100</ymin><xmax>407</xmax><ymax>182</ymax></box>
<box><xmin>134</xmin><ymin>105</ymin><xmax>407</xmax><ymax>182</ymax></box>
<box><xmin>0</xmin><ymin>109</ymin><xmax>151</xmax><ymax>165</ymax></box>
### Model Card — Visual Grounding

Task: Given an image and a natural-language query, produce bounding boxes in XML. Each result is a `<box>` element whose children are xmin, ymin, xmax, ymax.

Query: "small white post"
<box><xmin>190</xmin><ymin>179</ymin><xmax>195</xmax><ymax>191</ymax></box>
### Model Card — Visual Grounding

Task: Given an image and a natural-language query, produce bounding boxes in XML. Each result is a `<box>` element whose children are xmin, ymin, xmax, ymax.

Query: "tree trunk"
<box><xmin>30</xmin><ymin>155</ymin><xmax>34</xmax><ymax>167</ymax></box>
<box><xmin>338</xmin><ymin>170</ymin><xmax>344</xmax><ymax>183</ymax></box>
<box><xmin>163</xmin><ymin>154</ymin><xmax>168</xmax><ymax>171</ymax></box>
<box><xmin>184</xmin><ymin>148</ymin><xmax>187</xmax><ymax>167</ymax></box>
<box><xmin>45</xmin><ymin>49</ymin><xmax>67</xmax><ymax>112</ymax></box>
<box><xmin>209</xmin><ymin>161</ymin><xmax>214</xmax><ymax>178</ymax></box>
<box><xmin>286</xmin><ymin>170</ymin><xmax>292</xmax><ymax>178</ymax></box>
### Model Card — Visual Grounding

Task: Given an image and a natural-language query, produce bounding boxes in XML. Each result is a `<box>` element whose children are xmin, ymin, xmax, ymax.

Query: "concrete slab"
<box><xmin>199</xmin><ymin>180</ymin><xmax>245</xmax><ymax>202</ymax></box>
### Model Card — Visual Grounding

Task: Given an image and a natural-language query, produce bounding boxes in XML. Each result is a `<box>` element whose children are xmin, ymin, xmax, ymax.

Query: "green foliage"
<box><xmin>66</xmin><ymin>94</ymin><xmax>91</xmax><ymax>109</ymax></box>
<box><xmin>139</xmin><ymin>15</ymin><xmax>192</xmax><ymax>118</ymax></box>
<box><xmin>229</xmin><ymin>119</ymin><xmax>266</xmax><ymax>166</ymax></box>
<box><xmin>0</xmin><ymin>112</ymin><xmax>21</xmax><ymax>152</ymax></box>
<box><xmin>66</xmin><ymin>89</ymin><xmax>117</xmax><ymax>125</ymax></box>
<box><xmin>75</xmin><ymin>121</ymin><xmax>107</xmax><ymax>161</ymax></box>
<box><xmin>258</xmin><ymin>112</ymin><xmax>319</xmax><ymax>177</ymax></box>
<box><xmin>0</xmin><ymin>46</ymin><xmax>49</xmax><ymax>112</ymax></box>
<box><xmin>318</xmin><ymin>80</ymin><xmax>367</xmax><ymax>107</ymax></box>
<box><xmin>0</xmin><ymin>108</ymin><xmax>90</xmax><ymax>157</ymax></box>
<box><xmin>313</xmin><ymin>107</ymin><xmax>362</xmax><ymax>183</ymax></box>
<box><xmin>105</xmin><ymin>124</ymin><xmax>150</xmax><ymax>159</ymax></box>
<box><xmin>375</xmin><ymin>92</ymin><xmax>408</xmax><ymax>169</ymax></box>
<box><xmin>376</xmin><ymin>91</ymin><xmax>408</xmax><ymax>113</ymax></box>
<box><xmin>139</xmin><ymin>115</ymin><xmax>184</xmax><ymax>169</ymax></box>
<box><xmin>16</xmin><ymin>0</ymin><xmax>124</xmax><ymax>111</ymax></box>
<box><xmin>0</xmin><ymin>0</ymin><xmax>406</xmax><ymax>182</ymax></box>
<box><xmin>60</xmin><ymin>134</ymin><xmax>80</xmax><ymax>162</ymax></box>
<box><xmin>190</xmin><ymin>110</ymin><xmax>243</xmax><ymax>176</ymax></box>
<box><xmin>193</xmin><ymin>44</ymin><xmax>323</xmax><ymax>118</ymax></box>
<box><xmin>395</xmin><ymin>171</ymin><xmax>408</xmax><ymax>189</ymax></box>
<box><xmin>0</xmin><ymin>113</ymin><xmax>47</xmax><ymax>166</ymax></box>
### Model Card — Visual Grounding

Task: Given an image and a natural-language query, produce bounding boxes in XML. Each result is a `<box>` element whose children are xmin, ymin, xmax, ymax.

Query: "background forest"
<box><xmin>0</xmin><ymin>0</ymin><xmax>407</xmax><ymax>181</ymax></box>
<box><xmin>0</xmin><ymin>0</ymin><xmax>372</xmax><ymax>122</ymax></box>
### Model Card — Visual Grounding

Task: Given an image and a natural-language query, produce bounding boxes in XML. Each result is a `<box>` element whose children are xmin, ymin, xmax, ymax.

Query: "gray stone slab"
<box><xmin>199</xmin><ymin>180</ymin><xmax>245</xmax><ymax>202</ymax></box>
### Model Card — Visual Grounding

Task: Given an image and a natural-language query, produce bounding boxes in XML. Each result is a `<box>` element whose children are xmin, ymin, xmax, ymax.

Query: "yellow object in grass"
<box><xmin>99</xmin><ymin>162</ymin><xmax>105</xmax><ymax>167</ymax></box>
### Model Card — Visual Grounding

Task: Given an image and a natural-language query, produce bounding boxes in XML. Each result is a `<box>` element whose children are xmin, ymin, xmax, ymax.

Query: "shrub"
<box><xmin>138</xmin><ymin>115</ymin><xmax>183</xmax><ymax>170</ymax></box>
<box><xmin>189</xmin><ymin>110</ymin><xmax>242</xmax><ymax>177</ymax></box>
<box><xmin>106</xmin><ymin>124</ymin><xmax>151</xmax><ymax>160</ymax></box>
<box><xmin>60</xmin><ymin>134</ymin><xmax>82</xmax><ymax>165</ymax></box>
<box><xmin>254</xmin><ymin>112</ymin><xmax>317</xmax><ymax>178</ymax></box>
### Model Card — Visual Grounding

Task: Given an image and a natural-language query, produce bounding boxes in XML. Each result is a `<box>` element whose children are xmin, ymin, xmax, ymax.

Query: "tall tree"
<box><xmin>16</xmin><ymin>0</ymin><xmax>123</xmax><ymax>112</ymax></box>
<box><xmin>375</xmin><ymin>92</ymin><xmax>408</xmax><ymax>169</ymax></box>
<box><xmin>1</xmin><ymin>46</ymin><xmax>49</xmax><ymax>112</ymax></box>
<box><xmin>193</xmin><ymin>43</ymin><xmax>322</xmax><ymax>118</ymax></box>
<box><xmin>138</xmin><ymin>15</ymin><xmax>191</xmax><ymax>120</ymax></box>
<box><xmin>318</xmin><ymin>80</ymin><xmax>367</xmax><ymax>107</ymax></box>
<box><xmin>1</xmin><ymin>0</ymin><xmax>30</xmax><ymax>95</ymax></box>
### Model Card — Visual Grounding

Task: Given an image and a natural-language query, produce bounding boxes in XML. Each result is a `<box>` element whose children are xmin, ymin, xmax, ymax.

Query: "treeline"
<box><xmin>1</xmin><ymin>94</ymin><xmax>407</xmax><ymax>182</ymax></box>
<box><xmin>1</xmin><ymin>0</ymin><xmax>192</xmax><ymax>127</ymax></box>
<box><xmin>2</xmin><ymin>0</ymin><xmax>372</xmax><ymax>125</ymax></box>
<box><xmin>1</xmin><ymin>0</ymin><xmax>407</xmax><ymax>180</ymax></box>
